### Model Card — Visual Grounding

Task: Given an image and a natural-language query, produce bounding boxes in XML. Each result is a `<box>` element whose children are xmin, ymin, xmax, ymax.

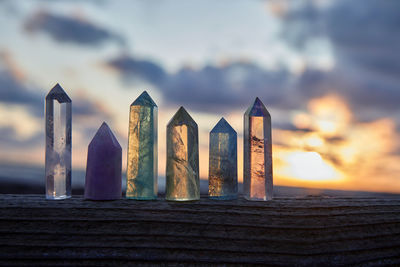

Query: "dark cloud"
<box><xmin>297</xmin><ymin>68</ymin><xmax>400</xmax><ymax>121</ymax></box>
<box><xmin>72</xmin><ymin>97</ymin><xmax>112</xmax><ymax>122</ymax></box>
<box><xmin>0</xmin><ymin>69</ymin><xmax>111</xmax><ymax>119</ymax></box>
<box><xmin>107</xmin><ymin>55</ymin><xmax>166</xmax><ymax>85</ymax></box>
<box><xmin>108</xmin><ymin>52</ymin><xmax>399</xmax><ymax>125</ymax></box>
<box><xmin>280</xmin><ymin>1</ymin><xmax>326</xmax><ymax>48</ymax></box>
<box><xmin>0</xmin><ymin>71</ymin><xmax>112</xmax><ymax>151</ymax></box>
<box><xmin>107</xmin><ymin>0</ymin><xmax>399</xmax><ymax>124</ymax></box>
<box><xmin>73</xmin><ymin>100</ymin><xmax>101</xmax><ymax>116</ymax></box>
<box><xmin>0</xmin><ymin>70</ymin><xmax>43</xmax><ymax>115</ymax></box>
<box><xmin>325</xmin><ymin>0</ymin><xmax>400</xmax><ymax>77</ymax></box>
<box><xmin>280</xmin><ymin>0</ymin><xmax>400</xmax><ymax>121</ymax></box>
<box><xmin>163</xmin><ymin>63</ymin><xmax>294</xmax><ymax>112</ymax></box>
<box><xmin>25</xmin><ymin>10</ymin><xmax>124</xmax><ymax>47</ymax></box>
<box><xmin>281</xmin><ymin>0</ymin><xmax>400</xmax><ymax>78</ymax></box>
<box><xmin>36</xmin><ymin>0</ymin><xmax>105</xmax><ymax>4</ymax></box>
<box><xmin>0</xmin><ymin>0</ymin><xmax>20</xmax><ymax>16</ymax></box>
<box><xmin>107</xmin><ymin>55</ymin><xmax>297</xmax><ymax>112</ymax></box>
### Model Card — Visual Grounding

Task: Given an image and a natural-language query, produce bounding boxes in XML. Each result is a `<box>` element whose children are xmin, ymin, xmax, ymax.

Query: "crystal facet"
<box><xmin>84</xmin><ymin>122</ymin><xmax>122</xmax><ymax>200</ymax></box>
<box><xmin>243</xmin><ymin>98</ymin><xmax>273</xmax><ymax>201</ymax></box>
<box><xmin>208</xmin><ymin>118</ymin><xmax>238</xmax><ymax>200</ymax></box>
<box><xmin>166</xmin><ymin>107</ymin><xmax>200</xmax><ymax>201</ymax></box>
<box><xmin>126</xmin><ymin>91</ymin><xmax>158</xmax><ymax>200</ymax></box>
<box><xmin>45</xmin><ymin>83</ymin><xmax>72</xmax><ymax>200</ymax></box>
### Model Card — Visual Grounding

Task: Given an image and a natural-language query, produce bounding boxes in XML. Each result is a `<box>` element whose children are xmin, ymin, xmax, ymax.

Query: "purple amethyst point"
<box><xmin>85</xmin><ymin>122</ymin><xmax>122</xmax><ymax>200</ymax></box>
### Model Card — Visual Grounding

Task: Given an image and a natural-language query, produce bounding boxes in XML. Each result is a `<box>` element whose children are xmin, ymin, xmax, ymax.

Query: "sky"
<box><xmin>0</xmin><ymin>0</ymin><xmax>399</xmax><ymax>193</ymax></box>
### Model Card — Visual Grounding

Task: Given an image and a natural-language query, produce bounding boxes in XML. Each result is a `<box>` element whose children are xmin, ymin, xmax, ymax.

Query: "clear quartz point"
<box><xmin>243</xmin><ymin>97</ymin><xmax>273</xmax><ymax>201</ymax></box>
<box><xmin>126</xmin><ymin>91</ymin><xmax>158</xmax><ymax>200</ymax></box>
<box><xmin>166</xmin><ymin>107</ymin><xmax>200</xmax><ymax>201</ymax></box>
<box><xmin>208</xmin><ymin>118</ymin><xmax>238</xmax><ymax>200</ymax></box>
<box><xmin>45</xmin><ymin>83</ymin><xmax>72</xmax><ymax>200</ymax></box>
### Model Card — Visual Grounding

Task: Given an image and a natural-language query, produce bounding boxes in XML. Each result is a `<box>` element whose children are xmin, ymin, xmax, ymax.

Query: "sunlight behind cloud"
<box><xmin>276</xmin><ymin>150</ymin><xmax>343</xmax><ymax>182</ymax></box>
<box><xmin>274</xmin><ymin>94</ymin><xmax>400</xmax><ymax>193</ymax></box>
<box><xmin>293</xmin><ymin>95</ymin><xmax>351</xmax><ymax>136</ymax></box>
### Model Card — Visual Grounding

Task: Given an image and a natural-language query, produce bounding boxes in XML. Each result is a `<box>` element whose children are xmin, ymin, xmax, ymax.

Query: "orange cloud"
<box><xmin>274</xmin><ymin>94</ymin><xmax>400</xmax><ymax>193</ymax></box>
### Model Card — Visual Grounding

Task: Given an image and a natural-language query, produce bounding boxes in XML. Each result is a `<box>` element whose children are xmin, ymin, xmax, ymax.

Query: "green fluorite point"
<box><xmin>126</xmin><ymin>91</ymin><xmax>158</xmax><ymax>200</ymax></box>
<box><xmin>131</xmin><ymin>91</ymin><xmax>157</xmax><ymax>107</ymax></box>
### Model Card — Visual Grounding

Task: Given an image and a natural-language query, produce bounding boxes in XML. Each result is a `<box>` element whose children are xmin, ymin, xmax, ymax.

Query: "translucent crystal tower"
<box><xmin>243</xmin><ymin>97</ymin><xmax>273</xmax><ymax>201</ymax></box>
<box><xmin>85</xmin><ymin>122</ymin><xmax>122</xmax><ymax>200</ymax></box>
<box><xmin>126</xmin><ymin>91</ymin><xmax>158</xmax><ymax>200</ymax></box>
<box><xmin>166</xmin><ymin>107</ymin><xmax>200</xmax><ymax>201</ymax></box>
<box><xmin>209</xmin><ymin>118</ymin><xmax>238</xmax><ymax>200</ymax></box>
<box><xmin>45</xmin><ymin>83</ymin><xmax>72</xmax><ymax>200</ymax></box>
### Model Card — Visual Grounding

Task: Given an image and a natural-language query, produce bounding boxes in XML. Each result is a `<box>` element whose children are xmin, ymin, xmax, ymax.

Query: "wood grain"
<box><xmin>0</xmin><ymin>194</ymin><xmax>399</xmax><ymax>266</ymax></box>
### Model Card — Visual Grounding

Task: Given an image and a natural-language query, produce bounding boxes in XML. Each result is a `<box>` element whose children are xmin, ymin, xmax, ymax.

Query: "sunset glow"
<box><xmin>0</xmin><ymin>0</ymin><xmax>399</xmax><ymax>194</ymax></box>
<box><xmin>277</xmin><ymin>151</ymin><xmax>343</xmax><ymax>182</ymax></box>
<box><xmin>273</xmin><ymin>95</ymin><xmax>400</xmax><ymax>192</ymax></box>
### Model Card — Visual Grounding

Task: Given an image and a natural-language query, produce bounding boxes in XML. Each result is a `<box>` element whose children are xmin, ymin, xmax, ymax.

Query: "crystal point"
<box><xmin>168</xmin><ymin>106</ymin><xmax>196</xmax><ymax>127</ymax></box>
<box><xmin>127</xmin><ymin>91</ymin><xmax>158</xmax><ymax>199</ymax></box>
<box><xmin>45</xmin><ymin>83</ymin><xmax>72</xmax><ymax>200</ymax></box>
<box><xmin>209</xmin><ymin>118</ymin><xmax>238</xmax><ymax>200</ymax></box>
<box><xmin>166</xmin><ymin>107</ymin><xmax>200</xmax><ymax>201</ymax></box>
<box><xmin>245</xmin><ymin>97</ymin><xmax>270</xmax><ymax>117</ymax></box>
<box><xmin>85</xmin><ymin>122</ymin><xmax>122</xmax><ymax>200</ymax></box>
<box><xmin>46</xmin><ymin>83</ymin><xmax>72</xmax><ymax>103</ymax></box>
<box><xmin>131</xmin><ymin>91</ymin><xmax>157</xmax><ymax>107</ymax></box>
<box><xmin>210</xmin><ymin>117</ymin><xmax>235</xmax><ymax>133</ymax></box>
<box><xmin>244</xmin><ymin>98</ymin><xmax>273</xmax><ymax>201</ymax></box>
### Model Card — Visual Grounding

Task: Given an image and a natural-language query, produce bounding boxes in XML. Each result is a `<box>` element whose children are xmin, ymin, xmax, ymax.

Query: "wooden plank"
<box><xmin>0</xmin><ymin>194</ymin><xmax>399</xmax><ymax>266</ymax></box>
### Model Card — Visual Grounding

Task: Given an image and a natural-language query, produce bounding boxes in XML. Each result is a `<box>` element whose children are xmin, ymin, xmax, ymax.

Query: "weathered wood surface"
<box><xmin>0</xmin><ymin>194</ymin><xmax>399</xmax><ymax>266</ymax></box>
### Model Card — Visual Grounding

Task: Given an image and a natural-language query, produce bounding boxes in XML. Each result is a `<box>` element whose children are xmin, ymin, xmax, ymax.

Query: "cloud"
<box><xmin>0</xmin><ymin>51</ymin><xmax>43</xmax><ymax>115</ymax></box>
<box><xmin>325</xmin><ymin>0</ymin><xmax>400</xmax><ymax>78</ymax></box>
<box><xmin>0</xmin><ymin>69</ymin><xmax>110</xmax><ymax>119</ymax></box>
<box><xmin>24</xmin><ymin>10</ymin><xmax>124</xmax><ymax>47</ymax></box>
<box><xmin>106</xmin><ymin>0</ymin><xmax>400</xmax><ymax>123</ymax></box>
<box><xmin>278</xmin><ymin>0</ymin><xmax>400</xmax><ymax>122</ymax></box>
<box><xmin>163</xmin><ymin>62</ymin><xmax>294</xmax><ymax>112</ymax></box>
<box><xmin>107</xmin><ymin>55</ymin><xmax>298</xmax><ymax>112</ymax></box>
<box><xmin>73</xmin><ymin>95</ymin><xmax>110</xmax><ymax>118</ymax></box>
<box><xmin>0</xmin><ymin>70</ymin><xmax>42</xmax><ymax>106</ymax></box>
<box><xmin>296</xmin><ymin>68</ymin><xmax>400</xmax><ymax>122</ymax></box>
<box><xmin>0</xmin><ymin>64</ymin><xmax>113</xmax><ymax>167</ymax></box>
<box><xmin>0</xmin><ymin>124</ymin><xmax>42</xmax><ymax>148</ymax></box>
<box><xmin>279</xmin><ymin>1</ymin><xmax>327</xmax><ymax>48</ymax></box>
<box><xmin>107</xmin><ymin>55</ymin><xmax>167</xmax><ymax>86</ymax></box>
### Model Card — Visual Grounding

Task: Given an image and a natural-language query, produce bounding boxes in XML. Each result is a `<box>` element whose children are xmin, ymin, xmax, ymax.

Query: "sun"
<box><xmin>277</xmin><ymin>150</ymin><xmax>343</xmax><ymax>182</ymax></box>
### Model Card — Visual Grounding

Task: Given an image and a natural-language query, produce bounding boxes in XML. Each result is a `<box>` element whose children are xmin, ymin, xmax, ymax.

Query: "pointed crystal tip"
<box><xmin>245</xmin><ymin>97</ymin><xmax>270</xmax><ymax>117</ymax></box>
<box><xmin>131</xmin><ymin>91</ymin><xmax>157</xmax><ymax>107</ymax></box>
<box><xmin>46</xmin><ymin>83</ymin><xmax>71</xmax><ymax>103</ymax></box>
<box><xmin>89</xmin><ymin>122</ymin><xmax>122</xmax><ymax>150</ymax></box>
<box><xmin>211</xmin><ymin>117</ymin><xmax>236</xmax><ymax>134</ymax></box>
<box><xmin>168</xmin><ymin>106</ymin><xmax>197</xmax><ymax>127</ymax></box>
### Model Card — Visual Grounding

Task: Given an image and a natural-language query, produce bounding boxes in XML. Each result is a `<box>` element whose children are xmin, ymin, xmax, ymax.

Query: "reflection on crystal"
<box><xmin>243</xmin><ymin>98</ymin><xmax>273</xmax><ymax>201</ymax></box>
<box><xmin>208</xmin><ymin>118</ymin><xmax>238</xmax><ymax>200</ymax></box>
<box><xmin>85</xmin><ymin>122</ymin><xmax>122</xmax><ymax>200</ymax></box>
<box><xmin>166</xmin><ymin>107</ymin><xmax>199</xmax><ymax>201</ymax></box>
<box><xmin>45</xmin><ymin>83</ymin><xmax>71</xmax><ymax>200</ymax></box>
<box><xmin>126</xmin><ymin>91</ymin><xmax>158</xmax><ymax>200</ymax></box>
